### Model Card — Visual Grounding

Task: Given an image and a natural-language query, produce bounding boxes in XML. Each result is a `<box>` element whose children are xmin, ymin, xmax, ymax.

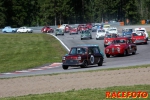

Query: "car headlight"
<box><xmin>77</xmin><ymin>56</ymin><xmax>81</xmax><ymax>60</ymax></box>
<box><xmin>62</xmin><ymin>56</ymin><xmax>65</xmax><ymax>60</ymax></box>
<box><xmin>116</xmin><ymin>47</ymin><xmax>120</xmax><ymax>53</ymax></box>
<box><xmin>106</xmin><ymin>49</ymin><xmax>109</xmax><ymax>53</ymax></box>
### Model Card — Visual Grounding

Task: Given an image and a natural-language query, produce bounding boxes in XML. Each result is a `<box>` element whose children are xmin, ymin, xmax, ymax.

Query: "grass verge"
<box><xmin>1</xmin><ymin>85</ymin><xmax>150</xmax><ymax>100</ymax></box>
<box><xmin>0</xmin><ymin>33</ymin><xmax>67</xmax><ymax>73</ymax></box>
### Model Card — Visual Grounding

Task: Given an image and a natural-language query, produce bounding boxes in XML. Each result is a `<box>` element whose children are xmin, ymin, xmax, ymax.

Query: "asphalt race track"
<box><xmin>0</xmin><ymin>25</ymin><xmax>150</xmax><ymax>78</ymax></box>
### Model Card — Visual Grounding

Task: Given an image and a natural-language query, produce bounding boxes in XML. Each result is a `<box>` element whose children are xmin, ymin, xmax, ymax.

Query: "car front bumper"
<box><xmin>62</xmin><ymin>60</ymin><xmax>84</xmax><ymax>66</ymax></box>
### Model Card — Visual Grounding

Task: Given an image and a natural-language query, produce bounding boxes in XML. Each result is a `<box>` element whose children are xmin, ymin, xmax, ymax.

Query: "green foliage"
<box><xmin>0</xmin><ymin>0</ymin><xmax>150</xmax><ymax>27</ymax></box>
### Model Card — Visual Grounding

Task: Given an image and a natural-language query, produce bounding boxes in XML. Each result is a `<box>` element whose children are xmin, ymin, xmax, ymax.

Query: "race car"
<box><xmin>131</xmin><ymin>32</ymin><xmax>147</xmax><ymax>44</ymax></box>
<box><xmin>17</xmin><ymin>27</ymin><xmax>33</xmax><ymax>33</ymax></box>
<box><xmin>62</xmin><ymin>44</ymin><xmax>104</xmax><ymax>70</ymax></box>
<box><xmin>41</xmin><ymin>26</ymin><xmax>54</xmax><ymax>33</ymax></box>
<box><xmin>96</xmin><ymin>29</ymin><xmax>107</xmax><ymax>40</ymax></box>
<box><xmin>55</xmin><ymin>28</ymin><xmax>64</xmax><ymax>36</ymax></box>
<box><xmin>86</xmin><ymin>23</ymin><xmax>92</xmax><ymax>30</ymax></box>
<box><xmin>81</xmin><ymin>30</ymin><xmax>92</xmax><ymax>40</ymax></box>
<box><xmin>69</xmin><ymin>27</ymin><xmax>78</xmax><ymax>35</ymax></box>
<box><xmin>2</xmin><ymin>26</ymin><xmax>17</xmax><ymax>33</ymax></box>
<box><xmin>134</xmin><ymin>28</ymin><xmax>149</xmax><ymax>41</ymax></box>
<box><xmin>103</xmin><ymin>24</ymin><xmax>110</xmax><ymax>31</ymax></box>
<box><xmin>107</xmin><ymin>27</ymin><xmax>118</xmax><ymax>34</ymax></box>
<box><xmin>91</xmin><ymin>24</ymin><xmax>103</xmax><ymax>32</ymax></box>
<box><xmin>104</xmin><ymin>33</ymin><xmax>118</xmax><ymax>47</ymax></box>
<box><xmin>78</xmin><ymin>25</ymin><xmax>89</xmax><ymax>33</ymax></box>
<box><xmin>105</xmin><ymin>37</ymin><xmax>137</xmax><ymax>58</ymax></box>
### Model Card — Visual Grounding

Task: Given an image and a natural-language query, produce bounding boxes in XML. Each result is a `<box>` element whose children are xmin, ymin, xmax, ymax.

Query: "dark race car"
<box><xmin>62</xmin><ymin>45</ymin><xmax>104</xmax><ymax>70</ymax></box>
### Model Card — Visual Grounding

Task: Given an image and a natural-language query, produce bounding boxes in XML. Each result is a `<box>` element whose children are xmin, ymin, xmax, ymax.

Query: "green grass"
<box><xmin>1</xmin><ymin>85</ymin><xmax>150</xmax><ymax>100</ymax></box>
<box><xmin>0</xmin><ymin>33</ymin><xmax>67</xmax><ymax>73</ymax></box>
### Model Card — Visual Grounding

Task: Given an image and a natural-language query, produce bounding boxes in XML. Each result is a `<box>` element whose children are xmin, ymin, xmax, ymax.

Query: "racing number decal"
<box><xmin>90</xmin><ymin>55</ymin><xmax>94</xmax><ymax>64</ymax></box>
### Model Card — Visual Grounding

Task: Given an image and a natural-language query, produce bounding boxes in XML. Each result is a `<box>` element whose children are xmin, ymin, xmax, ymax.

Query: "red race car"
<box><xmin>131</xmin><ymin>32</ymin><xmax>147</xmax><ymax>44</ymax></box>
<box><xmin>104</xmin><ymin>33</ymin><xmax>118</xmax><ymax>47</ymax></box>
<box><xmin>105</xmin><ymin>37</ymin><xmax>137</xmax><ymax>58</ymax></box>
<box><xmin>69</xmin><ymin>27</ymin><xmax>78</xmax><ymax>35</ymax></box>
<box><xmin>86</xmin><ymin>23</ymin><xmax>92</xmax><ymax>30</ymax></box>
<box><xmin>64</xmin><ymin>25</ymin><xmax>71</xmax><ymax>33</ymax></box>
<box><xmin>41</xmin><ymin>26</ymin><xmax>54</xmax><ymax>33</ymax></box>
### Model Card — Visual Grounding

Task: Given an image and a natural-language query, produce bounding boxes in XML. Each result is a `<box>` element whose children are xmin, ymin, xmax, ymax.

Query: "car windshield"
<box><xmin>98</xmin><ymin>30</ymin><xmax>105</xmax><ymax>32</ymax></box>
<box><xmin>69</xmin><ymin>47</ymin><xmax>87</xmax><ymax>55</ymax></box>
<box><xmin>56</xmin><ymin>29</ymin><xmax>62</xmax><ymax>32</ymax></box>
<box><xmin>123</xmin><ymin>29</ymin><xmax>133</xmax><ymax>32</ymax></box>
<box><xmin>136</xmin><ymin>30</ymin><xmax>145</xmax><ymax>33</ymax></box>
<box><xmin>133</xmin><ymin>32</ymin><xmax>144</xmax><ymax>36</ymax></box>
<box><xmin>113</xmin><ymin>39</ymin><xmax>126</xmax><ymax>44</ymax></box>
<box><xmin>82</xmin><ymin>31</ymin><xmax>90</xmax><ymax>34</ymax></box>
<box><xmin>109</xmin><ymin>29</ymin><xmax>116</xmax><ymax>31</ymax></box>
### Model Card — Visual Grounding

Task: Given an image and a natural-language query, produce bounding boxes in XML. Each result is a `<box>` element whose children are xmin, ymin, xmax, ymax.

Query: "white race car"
<box><xmin>17</xmin><ymin>27</ymin><xmax>33</xmax><ymax>33</ymax></box>
<box><xmin>96</xmin><ymin>29</ymin><xmax>107</xmax><ymax>40</ymax></box>
<box><xmin>107</xmin><ymin>27</ymin><xmax>118</xmax><ymax>34</ymax></box>
<box><xmin>134</xmin><ymin>28</ymin><xmax>149</xmax><ymax>41</ymax></box>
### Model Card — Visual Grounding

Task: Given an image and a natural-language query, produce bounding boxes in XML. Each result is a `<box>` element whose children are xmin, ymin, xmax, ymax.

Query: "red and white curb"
<box><xmin>0</xmin><ymin>63</ymin><xmax>62</xmax><ymax>75</ymax></box>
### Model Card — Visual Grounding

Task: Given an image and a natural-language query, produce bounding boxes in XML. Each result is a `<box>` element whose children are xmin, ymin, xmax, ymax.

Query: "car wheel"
<box><xmin>62</xmin><ymin>65</ymin><xmax>68</xmax><ymax>70</ymax></box>
<box><xmin>123</xmin><ymin>50</ymin><xmax>128</xmax><ymax>56</ymax></box>
<box><xmin>55</xmin><ymin>34</ymin><xmax>57</xmax><ymax>36</ymax></box>
<box><xmin>81</xmin><ymin>61</ymin><xmax>88</xmax><ymax>68</ymax></box>
<box><xmin>106</xmin><ymin>54</ymin><xmax>110</xmax><ymax>58</ymax></box>
<box><xmin>132</xmin><ymin>48</ymin><xmax>136</xmax><ymax>55</ymax></box>
<box><xmin>98</xmin><ymin>58</ymin><xmax>103</xmax><ymax>66</ymax></box>
<box><xmin>144</xmin><ymin>41</ymin><xmax>147</xmax><ymax>44</ymax></box>
<box><xmin>81</xmin><ymin>38</ymin><xmax>82</xmax><ymax>40</ymax></box>
<box><xmin>90</xmin><ymin>37</ymin><xmax>92</xmax><ymax>39</ymax></box>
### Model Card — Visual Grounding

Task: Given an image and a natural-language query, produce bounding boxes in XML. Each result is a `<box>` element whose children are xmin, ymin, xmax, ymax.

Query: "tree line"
<box><xmin>0</xmin><ymin>0</ymin><xmax>150</xmax><ymax>28</ymax></box>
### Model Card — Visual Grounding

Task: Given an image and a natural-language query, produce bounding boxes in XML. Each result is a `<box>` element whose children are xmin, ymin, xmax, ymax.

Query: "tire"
<box><xmin>144</xmin><ymin>41</ymin><xmax>147</xmax><ymax>44</ymax></box>
<box><xmin>123</xmin><ymin>50</ymin><xmax>128</xmax><ymax>56</ymax></box>
<box><xmin>104</xmin><ymin>44</ymin><xmax>107</xmax><ymax>47</ymax></box>
<box><xmin>55</xmin><ymin>34</ymin><xmax>57</xmax><ymax>36</ymax></box>
<box><xmin>81</xmin><ymin>61</ymin><xmax>88</xmax><ymax>68</ymax></box>
<box><xmin>106</xmin><ymin>54</ymin><xmax>110</xmax><ymax>58</ymax></box>
<box><xmin>81</xmin><ymin>38</ymin><xmax>82</xmax><ymax>40</ymax></box>
<box><xmin>62</xmin><ymin>65</ymin><xmax>68</xmax><ymax>70</ymax></box>
<box><xmin>132</xmin><ymin>48</ymin><xmax>136</xmax><ymax>55</ymax></box>
<box><xmin>98</xmin><ymin>58</ymin><xmax>103</xmax><ymax>66</ymax></box>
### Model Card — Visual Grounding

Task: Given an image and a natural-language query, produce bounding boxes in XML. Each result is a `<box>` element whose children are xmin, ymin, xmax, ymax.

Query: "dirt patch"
<box><xmin>0</xmin><ymin>67</ymin><xmax>150</xmax><ymax>98</ymax></box>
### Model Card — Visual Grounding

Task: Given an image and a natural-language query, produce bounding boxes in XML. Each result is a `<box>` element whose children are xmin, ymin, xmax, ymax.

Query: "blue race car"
<box><xmin>2</xmin><ymin>26</ymin><xmax>17</xmax><ymax>33</ymax></box>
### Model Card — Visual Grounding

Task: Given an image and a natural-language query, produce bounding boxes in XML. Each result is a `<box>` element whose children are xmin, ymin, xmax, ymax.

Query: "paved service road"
<box><xmin>0</xmin><ymin>25</ymin><xmax>150</xmax><ymax>78</ymax></box>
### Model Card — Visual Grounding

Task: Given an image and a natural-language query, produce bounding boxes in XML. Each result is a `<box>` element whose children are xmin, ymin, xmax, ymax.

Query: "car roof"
<box><xmin>72</xmin><ymin>44</ymin><xmax>99</xmax><ymax>48</ymax></box>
